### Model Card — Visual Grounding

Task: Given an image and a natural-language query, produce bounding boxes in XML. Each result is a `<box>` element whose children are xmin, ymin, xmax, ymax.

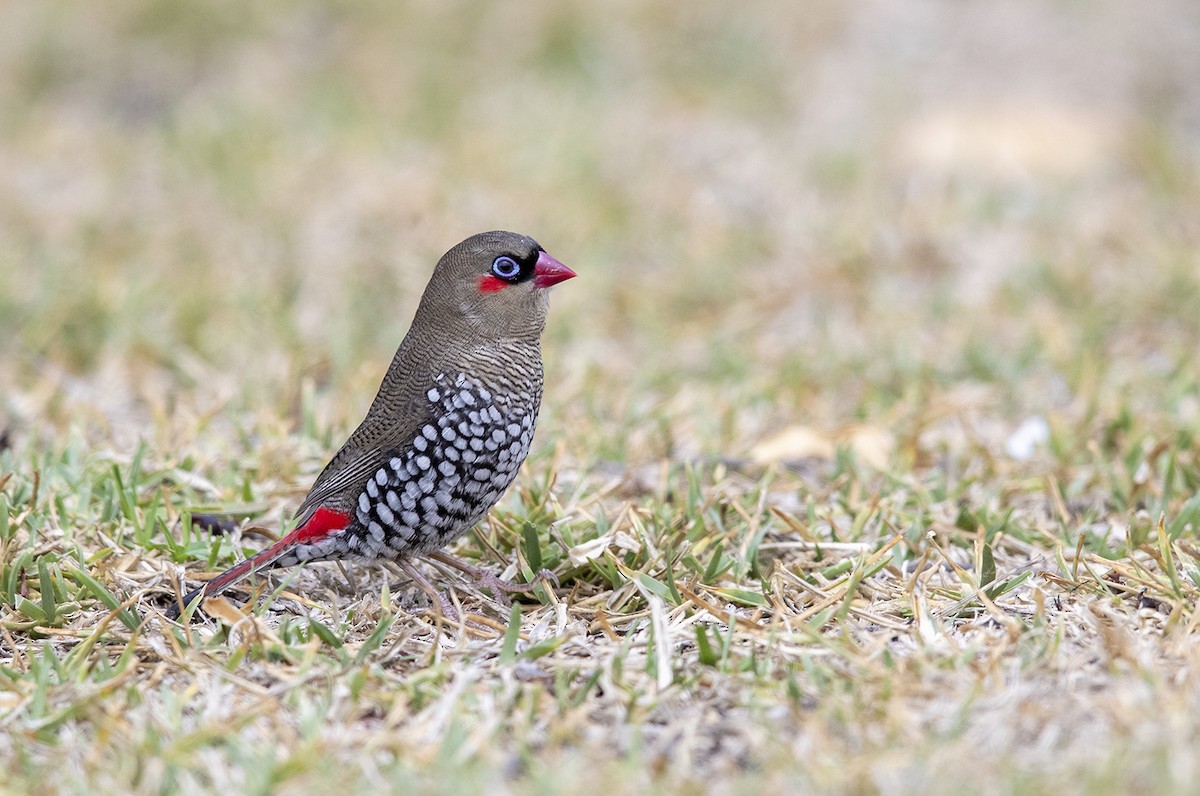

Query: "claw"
<box><xmin>532</xmin><ymin>568</ymin><xmax>560</xmax><ymax>589</ymax></box>
<box><xmin>406</xmin><ymin>593</ymin><xmax>461</xmax><ymax>623</ymax></box>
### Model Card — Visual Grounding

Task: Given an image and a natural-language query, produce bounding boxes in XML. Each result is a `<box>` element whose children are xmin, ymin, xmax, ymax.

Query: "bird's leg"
<box><xmin>395</xmin><ymin>558</ymin><xmax>460</xmax><ymax>621</ymax></box>
<box><xmin>335</xmin><ymin>560</ymin><xmax>357</xmax><ymax>594</ymax></box>
<box><xmin>425</xmin><ymin>550</ymin><xmax>559</xmax><ymax>608</ymax></box>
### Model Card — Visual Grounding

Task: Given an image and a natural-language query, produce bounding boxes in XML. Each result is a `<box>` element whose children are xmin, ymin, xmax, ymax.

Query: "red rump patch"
<box><xmin>478</xmin><ymin>275</ymin><xmax>508</xmax><ymax>293</ymax></box>
<box><xmin>291</xmin><ymin>507</ymin><xmax>349</xmax><ymax>542</ymax></box>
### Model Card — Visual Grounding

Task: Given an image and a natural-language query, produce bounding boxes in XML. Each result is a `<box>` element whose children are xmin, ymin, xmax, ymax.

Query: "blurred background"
<box><xmin>1</xmin><ymin>0</ymin><xmax>1198</xmax><ymax>474</ymax></box>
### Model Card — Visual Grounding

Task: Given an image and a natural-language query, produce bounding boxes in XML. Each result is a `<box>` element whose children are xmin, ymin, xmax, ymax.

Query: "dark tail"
<box><xmin>167</xmin><ymin>507</ymin><xmax>350</xmax><ymax>620</ymax></box>
<box><xmin>166</xmin><ymin>534</ymin><xmax>301</xmax><ymax>620</ymax></box>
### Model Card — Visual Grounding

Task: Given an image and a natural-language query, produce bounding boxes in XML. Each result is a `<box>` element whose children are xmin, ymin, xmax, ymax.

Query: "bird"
<box><xmin>168</xmin><ymin>230</ymin><xmax>575</xmax><ymax>620</ymax></box>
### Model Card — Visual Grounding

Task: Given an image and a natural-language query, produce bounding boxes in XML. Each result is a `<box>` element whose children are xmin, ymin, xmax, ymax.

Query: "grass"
<box><xmin>3</xmin><ymin>1</ymin><xmax>1200</xmax><ymax>793</ymax></box>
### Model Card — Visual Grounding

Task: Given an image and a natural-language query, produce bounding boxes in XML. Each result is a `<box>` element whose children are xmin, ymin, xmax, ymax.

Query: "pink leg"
<box><xmin>425</xmin><ymin>550</ymin><xmax>559</xmax><ymax>608</ymax></box>
<box><xmin>396</xmin><ymin>559</ymin><xmax>460</xmax><ymax>621</ymax></box>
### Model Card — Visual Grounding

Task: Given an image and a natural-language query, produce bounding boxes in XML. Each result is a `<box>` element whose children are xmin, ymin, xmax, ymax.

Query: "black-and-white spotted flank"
<box><xmin>324</xmin><ymin>372</ymin><xmax>539</xmax><ymax>561</ymax></box>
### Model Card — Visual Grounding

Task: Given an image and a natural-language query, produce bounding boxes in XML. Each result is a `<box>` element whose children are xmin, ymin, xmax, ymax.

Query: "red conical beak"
<box><xmin>533</xmin><ymin>251</ymin><xmax>576</xmax><ymax>289</ymax></box>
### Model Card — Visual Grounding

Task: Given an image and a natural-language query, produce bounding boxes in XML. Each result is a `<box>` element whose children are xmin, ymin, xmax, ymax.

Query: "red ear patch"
<box><xmin>478</xmin><ymin>275</ymin><xmax>508</xmax><ymax>293</ymax></box>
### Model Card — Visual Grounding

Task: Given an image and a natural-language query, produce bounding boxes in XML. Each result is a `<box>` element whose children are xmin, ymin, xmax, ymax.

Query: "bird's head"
<box><xmin>419</xmin><ymin>230</ymin><xmax>576</xmax><ymax>341</ymax></box>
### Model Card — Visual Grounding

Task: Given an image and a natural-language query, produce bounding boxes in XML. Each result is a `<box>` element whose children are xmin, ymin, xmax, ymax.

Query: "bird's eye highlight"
<box><xmin>491</xmin><ymin>256</ymin><xmax>521</xmax><ymax>280</ymax></box>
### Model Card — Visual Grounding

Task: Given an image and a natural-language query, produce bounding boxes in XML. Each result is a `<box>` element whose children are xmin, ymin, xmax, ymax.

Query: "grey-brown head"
<box><xmin>413</xmin><ymin>231</ymin><xmax>576</xmax><ymax>342</ymax></box>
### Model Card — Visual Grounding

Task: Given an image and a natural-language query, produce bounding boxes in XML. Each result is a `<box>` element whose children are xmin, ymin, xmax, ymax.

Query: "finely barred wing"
<box><xmin>292</xmin><ymin>387</ymin><xmax>433</xmax><ymax>530</ymax></box>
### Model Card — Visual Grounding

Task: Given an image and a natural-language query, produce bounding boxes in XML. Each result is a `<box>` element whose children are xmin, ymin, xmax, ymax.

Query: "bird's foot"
<box><xmin>425</xmin><ymin>550</ymin><xmax>559</xmax><ymax>608</ymax></box>
<box><xmin>411</xmin><ymin>593</ymin><xmax>462</xmax><ymax>624</ymax></box>
<box><xmin>395</xmin><ymin>559</ymin><xmax>469</xmax><ymax>624</ymax></box>
<box><xmin>473</xmin><ymin>568</ymin><xmax>560</xmax><ymax>608</ymax></box>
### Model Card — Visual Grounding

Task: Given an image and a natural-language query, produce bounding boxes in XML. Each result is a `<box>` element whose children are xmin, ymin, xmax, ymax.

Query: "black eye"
<box><xmin>491</xmin><ymin>255</ymin><xmax>521</xmax><ymax>280</ymax></box>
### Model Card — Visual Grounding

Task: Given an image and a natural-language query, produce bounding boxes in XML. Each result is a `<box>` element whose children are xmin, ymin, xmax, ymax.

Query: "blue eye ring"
<box><xmin>491</xmin><ymin>255</ymin><xmax>521</xmax><ymax>280</ymax></box>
